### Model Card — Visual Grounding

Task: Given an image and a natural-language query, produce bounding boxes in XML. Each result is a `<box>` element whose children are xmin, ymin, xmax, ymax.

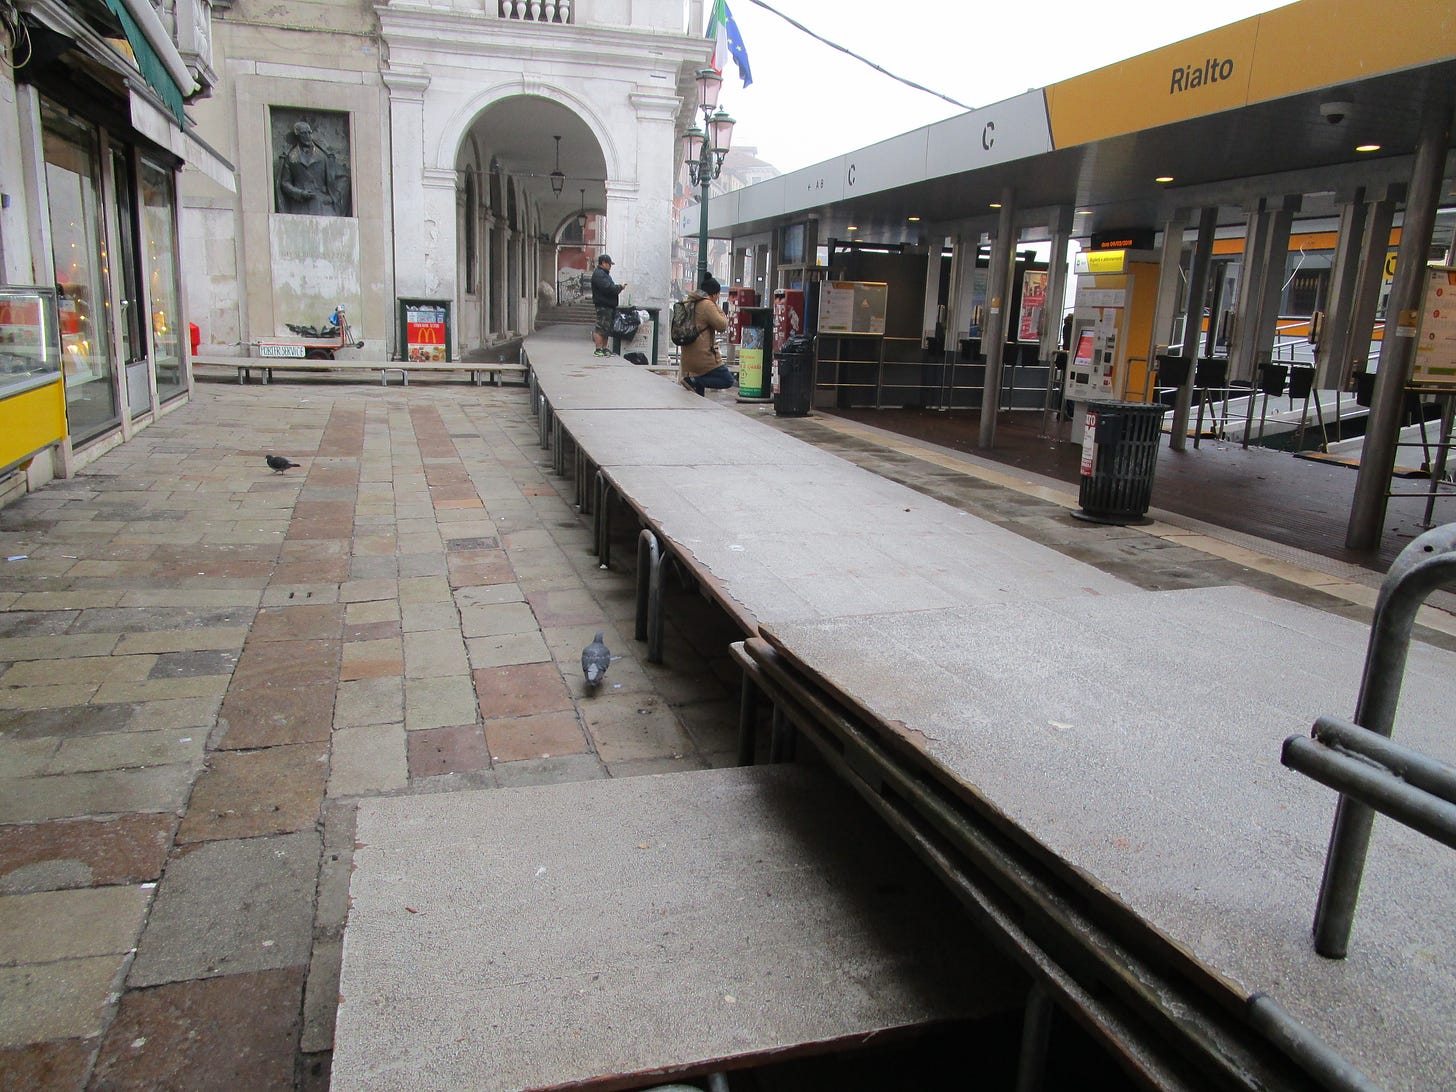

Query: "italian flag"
<box><xmin>706</xmin><ymin>0</ymin><xmax>753</xmax><ymax>88</ymax></box>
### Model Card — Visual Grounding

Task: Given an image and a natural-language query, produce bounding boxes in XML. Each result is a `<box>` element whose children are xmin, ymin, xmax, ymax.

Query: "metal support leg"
<box><xmin>737</xmin><ymin>672</ymin><xmax>760</xmax><ymax>766</ymax></box>
<box><xmin>594</xmin><ymin>470</ymin><xmax>611</xmax><ymax>568</ymax></box>
<box><xmin>635</xmin><ymin>529</ymin><xmax>658</xmax><ymax>643</ymax></box>
<box><xmin>1311</xmin><ymin>522</ymin><xmax>1456</xmax><ymax>957</ymax></box>
<box><xmin>635</xmin><ymin>529</ymin><xmax>666</xmax><ymax>662</ymax></box>
<box><xmin>768</xmin><ymin>706</ymin><xmax>796</xmax><ymax>763</ymax></box>
<box><xmin>1014</xmin><ymin>984</ymin><xmax>1054</xmax><ymax>1092</ymax></box>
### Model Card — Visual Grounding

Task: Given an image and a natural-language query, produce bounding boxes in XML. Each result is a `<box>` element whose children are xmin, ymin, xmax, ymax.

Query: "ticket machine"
<box><xmin>1065</xmin><ymin>248</ymin><xmax>1160</xmax><ymax>438</ymax></box>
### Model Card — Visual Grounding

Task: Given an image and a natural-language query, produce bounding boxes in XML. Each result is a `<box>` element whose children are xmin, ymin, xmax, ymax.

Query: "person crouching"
<box><xmin>678</xmin><ymin>274</ymin><xmax>732</xmax><ymax>396</ymax></box>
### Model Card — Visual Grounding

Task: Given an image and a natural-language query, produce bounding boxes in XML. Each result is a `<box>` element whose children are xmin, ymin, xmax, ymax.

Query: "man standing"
<box><xmin>590</xmin><ymin>254</ymin><xmax>626</xmax><ymax>357</ymax></box>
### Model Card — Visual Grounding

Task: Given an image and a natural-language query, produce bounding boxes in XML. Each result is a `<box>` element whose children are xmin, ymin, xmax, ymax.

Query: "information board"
<box><xmin>817</xmin><ymin>282</ymin><xmax>888</xmax><ymax>335</ymax></box>
<box><xmin>1412</xmin><ymin>266</ymin><xmax>1456</xmax><ymax>388</ymax></box>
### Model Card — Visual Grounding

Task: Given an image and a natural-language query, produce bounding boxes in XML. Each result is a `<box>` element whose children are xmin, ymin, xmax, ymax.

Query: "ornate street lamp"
<box><xmin>681</xmin><ymin>68</ymin><xmax>735</xmax><ymax>283</ymax></box>
<box><xmin>549</xmin><ymin>135</ymin><xmax>565</xmax><ymax>197</ymax></box>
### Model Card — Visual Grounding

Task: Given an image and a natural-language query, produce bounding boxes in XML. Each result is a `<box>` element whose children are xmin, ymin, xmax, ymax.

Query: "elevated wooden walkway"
<box><xmin>334</xmin><ymin>326</ymin><xmax>1456</xmax><ymax>1092</ymax></box>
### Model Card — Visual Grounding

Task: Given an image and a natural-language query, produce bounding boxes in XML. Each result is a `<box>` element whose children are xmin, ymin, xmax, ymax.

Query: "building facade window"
<box><xmin>42</xmin><ymin>102</ymin><xmax>119</xmax><ymax>445</ymax></box>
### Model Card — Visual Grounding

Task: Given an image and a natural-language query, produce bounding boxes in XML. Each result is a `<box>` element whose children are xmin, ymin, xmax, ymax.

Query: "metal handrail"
<box><xmin>1280</xmin><ymin>521</ymin><xmax>1456</xmax><ymax>958</ymax></box>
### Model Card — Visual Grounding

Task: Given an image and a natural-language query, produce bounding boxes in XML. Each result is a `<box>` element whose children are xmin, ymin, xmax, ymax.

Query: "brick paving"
<box><xmin>0</xmin><ymin>381</ymin><xmax>742</xmax><ymax>1090</ymax></box>
<box><xmin>3</xmin><ymin>376</ymin><xmax>1453</xmax><ymax>1090</ymax></box>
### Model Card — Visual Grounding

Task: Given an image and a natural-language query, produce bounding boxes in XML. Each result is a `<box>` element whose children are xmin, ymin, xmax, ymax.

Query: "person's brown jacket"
<box><xmin>678</xmin><ymin>291</ymin><xmax>729</xmax><ymax>378</ymax></box>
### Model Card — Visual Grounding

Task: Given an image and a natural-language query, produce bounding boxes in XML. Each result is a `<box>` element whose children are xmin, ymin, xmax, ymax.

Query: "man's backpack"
<box><xmin>669</xmin><ymin>299</ymin><xmax>701</xmax><ymax>346</ymax></box>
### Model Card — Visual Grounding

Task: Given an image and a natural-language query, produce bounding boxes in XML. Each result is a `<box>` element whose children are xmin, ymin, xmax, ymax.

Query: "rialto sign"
<box><xmin>1169</xmin><ymin>57</ymin><xmax>1235</xmax><ymax>95</ymax></box>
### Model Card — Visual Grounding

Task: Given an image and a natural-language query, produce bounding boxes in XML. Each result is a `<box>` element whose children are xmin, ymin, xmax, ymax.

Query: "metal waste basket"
<box><xmin>1075</xmin><ymin>401</ymin><xmax>1164</xmax><ymax>524</ymax></box>
<box><xmin>774</xmin><ymin>335</ymin><xmax>814</xmax><ymax>417</ymax></box>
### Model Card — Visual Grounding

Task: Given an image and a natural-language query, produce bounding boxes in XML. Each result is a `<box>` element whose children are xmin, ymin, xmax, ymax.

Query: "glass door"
<box><xmin>139</xmin><ymin>156</ymin><xmax>186</xmax><ymax>402</ymax></box>
<box><xmin>111</xmin><ymin>146</ymin><xmax>152</xmax><ymax>418</ymax></box>
<box><xmin>42</xmin><ymin>101</ymin><xmax>119</xmax><ymax>444</ymax></box>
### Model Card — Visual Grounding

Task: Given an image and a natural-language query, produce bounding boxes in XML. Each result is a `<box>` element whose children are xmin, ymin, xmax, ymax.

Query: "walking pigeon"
<box><xmin>581</xmin><ymin>632</ymin><xmax>612</xmax><ymax>688</ymax></box>
<box><xmin>266</xmin><ymin>455</ymin><xmax>301</xmax><ymax>473</ymax></box>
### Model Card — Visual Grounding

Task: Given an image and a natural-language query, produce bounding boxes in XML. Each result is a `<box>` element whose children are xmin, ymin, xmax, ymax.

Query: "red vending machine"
<box><xmin>771</xmin><ymin>289</ymin><xmax>805</xmax><ymax>353</ymax></box>
<box><xmin>725</xmin><ymin>286</ymin><xmax>758</xmax><ymax>345</ymax></box>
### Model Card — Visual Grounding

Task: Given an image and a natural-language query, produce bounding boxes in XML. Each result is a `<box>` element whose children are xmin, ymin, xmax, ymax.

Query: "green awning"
<box><xmin>101</xmin><ymin>0</ymin><xmax>184</xmax><ymax>125</ymax></box>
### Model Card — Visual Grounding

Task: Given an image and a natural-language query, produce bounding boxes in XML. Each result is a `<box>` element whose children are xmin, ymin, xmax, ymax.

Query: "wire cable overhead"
<box><xmin>744</xmin><ymin>0</ymin><xmax>973</xmax><ymax>111</ymax></box>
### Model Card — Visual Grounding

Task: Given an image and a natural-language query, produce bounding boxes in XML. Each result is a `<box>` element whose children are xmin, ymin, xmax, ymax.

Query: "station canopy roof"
<box><xmin>708</xmin><ymin>0</ymin><xmax>1456</xmax><ymax>244</ymax></box>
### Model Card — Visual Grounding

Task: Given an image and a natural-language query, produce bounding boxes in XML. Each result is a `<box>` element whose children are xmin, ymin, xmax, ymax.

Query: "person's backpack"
<box><xmin>669</xmin><ymin>299</ymin><xmax>701</xmax><ymax>346</ymax></box>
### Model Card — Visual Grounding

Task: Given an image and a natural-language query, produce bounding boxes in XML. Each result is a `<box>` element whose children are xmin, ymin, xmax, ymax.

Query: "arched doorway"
<box><xmin>453</xmin><ymin>96</ymin><xmax>607</xmax><ymax>353</ymax></box>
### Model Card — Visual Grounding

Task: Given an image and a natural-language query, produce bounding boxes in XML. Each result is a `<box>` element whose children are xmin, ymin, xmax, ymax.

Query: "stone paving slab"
<box><xmin>760</xmin><ymin>585</ymin><xmax>1456</xmax><ymax>1092</ymax></box>
<box><xmin>334</xmin><ymin>764</ymin><xmax>1023</xmax><ymax>1090</ymax></box>
<box><xmin>128</xmin><ymin>830</ymin><xmax>321</xmax><ymax>987</ymax></box>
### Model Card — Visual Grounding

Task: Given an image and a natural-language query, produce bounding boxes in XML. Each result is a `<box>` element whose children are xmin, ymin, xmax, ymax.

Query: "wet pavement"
<box><xmin>1</xmin><ymin>375</ymin><xmax>1451</xmax><ymax>1090</ymax></box>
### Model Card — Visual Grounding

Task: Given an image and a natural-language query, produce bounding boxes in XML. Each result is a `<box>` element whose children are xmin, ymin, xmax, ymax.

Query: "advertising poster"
<box><xmin>1019</xmin><ymin>270</ymin><xmax>1048</xmax><ymax>342</ymax></box>
<box><xmin>738</xmin><ymin>325</ymin><xmax>766</xmax><ymax>398</ymax></box>
<box><xmin>406</xmin><ymin>303</ymin><xmax>447</xmax><ymax>362</ymax></box>
<box><xmin>1412</xmin><ymin>266</ymin><xmax>1456</xmax><ymax>388</ymax></box>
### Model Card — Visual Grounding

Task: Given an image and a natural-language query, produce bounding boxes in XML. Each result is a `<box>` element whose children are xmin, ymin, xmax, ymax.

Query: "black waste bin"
<box><xmin>1075</xmin><ymin>401</ymin><xmax>1165</xmax><ymax>524</ymax></box>
<box><xmin>775</xmin><ymin>335</ymin><xmax>814</xmax><ymax>417</ymax></box>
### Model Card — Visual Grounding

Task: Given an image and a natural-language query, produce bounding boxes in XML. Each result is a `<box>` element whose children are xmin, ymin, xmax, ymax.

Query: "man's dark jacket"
<box><xmin>591</xmin><ymin>265</ymin><xmax>624</xmax><ymax>309</ymax></box>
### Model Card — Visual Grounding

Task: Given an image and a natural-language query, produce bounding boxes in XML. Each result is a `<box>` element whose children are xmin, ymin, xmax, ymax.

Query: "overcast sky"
<box><xmin>716</xmin><ymin>0</ymin><xmax>1294</xmax><ymax>175</ymax></box>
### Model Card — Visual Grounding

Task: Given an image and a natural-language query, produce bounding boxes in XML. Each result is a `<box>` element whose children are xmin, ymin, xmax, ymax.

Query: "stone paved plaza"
<box><xmin>1</xmin><ymin>376</ymin><xmax>1452</xmax><ymax>1089</ymax></box>
<box><xmin>0</xmin><ymin>380</ymin><xmax>743</xmax><ymax>1089</ymax></box>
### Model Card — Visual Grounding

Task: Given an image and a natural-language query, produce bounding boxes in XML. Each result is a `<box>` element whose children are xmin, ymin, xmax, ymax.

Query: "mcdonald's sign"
<box><xmin>398</xmin><ymin>298</ymin><xmax>452</xmax><ymax>363</ymax></box>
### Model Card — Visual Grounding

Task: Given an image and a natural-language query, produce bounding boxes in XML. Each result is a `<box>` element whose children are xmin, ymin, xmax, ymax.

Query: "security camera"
<box><xmin>1320</xmin><ymin>101</ymin><xmax>1353</xmax><ymax>125</ymax></box>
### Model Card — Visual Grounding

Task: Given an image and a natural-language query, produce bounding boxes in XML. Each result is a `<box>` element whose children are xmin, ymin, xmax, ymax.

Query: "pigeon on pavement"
<box><xmin>266</xmin><ymin>455</ymin><xmax>301</xmax><ymax>473</ymax></box>
<box><xmin>581</xmin><ymin>632</ymin><xmax>612</xmax><ymax>688</ymax></box>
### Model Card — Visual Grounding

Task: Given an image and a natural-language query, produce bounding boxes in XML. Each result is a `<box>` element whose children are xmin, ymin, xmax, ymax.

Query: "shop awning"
<box><xmin>100</xmin><ymin>0</ymin><xmax>186</xmax><ymax>124</ymax></box>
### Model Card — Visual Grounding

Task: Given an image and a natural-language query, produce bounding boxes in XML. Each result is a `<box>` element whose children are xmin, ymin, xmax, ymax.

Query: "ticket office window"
<box><xmin>42</xmin><ymin>101</ymin><xmax>120</xmax><ymax>446</ymax></box>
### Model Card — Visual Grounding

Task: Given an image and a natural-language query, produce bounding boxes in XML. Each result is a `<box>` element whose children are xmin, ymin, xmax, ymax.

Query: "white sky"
<box><xmin>717</xmin><ymin>0</ymin><xmax>1295</xmax><ymax>174</ymax></box>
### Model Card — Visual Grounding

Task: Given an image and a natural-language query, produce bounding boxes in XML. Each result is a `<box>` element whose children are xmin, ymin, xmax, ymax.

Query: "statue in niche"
<box><xmin>274</xmin><ymin>121</ymin><xmax>351</xmax><ymax>216</ymax></box>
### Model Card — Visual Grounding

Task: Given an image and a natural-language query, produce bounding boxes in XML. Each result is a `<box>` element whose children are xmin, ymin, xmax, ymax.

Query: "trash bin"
<box><xmin>775</xmin><ymin>335</ymin><xmax>814</xmax><ymax>417</ymax></box>
<box><xmin>1075</xmin><ymin>400</ymin><xmax>1164</xmax><ymax>524</ymax></box>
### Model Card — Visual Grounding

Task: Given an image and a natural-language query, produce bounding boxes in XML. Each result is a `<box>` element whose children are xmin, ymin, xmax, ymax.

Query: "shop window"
<box><xmin>140</xmin><ymin>157</ymin><xmax>186</xmax><ymax>403</ymax></box>
<box><xmin>42</xmin><ymin>101</ymin><xmax>119</xmax><ymax>445</ymax></box>
<box><xmin>270</xmin><ymin>107</ymin><xmax>352</xmax><ymax>217</ymax></box>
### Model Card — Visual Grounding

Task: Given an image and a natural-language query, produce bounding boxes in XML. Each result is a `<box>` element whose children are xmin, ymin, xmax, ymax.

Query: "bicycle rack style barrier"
<box><xmin>1281</xmin><ymin>522</ymin><xmax>1456</xmax><ymax>958</ymax></box>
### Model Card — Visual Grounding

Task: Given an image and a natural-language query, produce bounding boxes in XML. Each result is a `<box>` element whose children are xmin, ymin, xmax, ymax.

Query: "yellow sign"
<box><xmin>1044</xmin><ymin>0</ymin><xmax>1454</xmax><ymax>149</ymax></box>
<box><xmin>1076</xmin><ymin>250</ymin><xmax>1130</xmax><ymax>275</ymax></box>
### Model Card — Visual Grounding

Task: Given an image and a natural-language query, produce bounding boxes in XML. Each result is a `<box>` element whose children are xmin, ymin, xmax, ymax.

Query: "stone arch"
<box><xmin>434</xmin><ymin>84</ymin><xmax>620</xmax><ymax>183</ymax></box>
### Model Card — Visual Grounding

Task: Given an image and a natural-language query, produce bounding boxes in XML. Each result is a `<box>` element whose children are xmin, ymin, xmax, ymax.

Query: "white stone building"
<box><xmin>184</xmin><ymin>0</ymin><xmax>710</xmax><ymax>360</ymax></box>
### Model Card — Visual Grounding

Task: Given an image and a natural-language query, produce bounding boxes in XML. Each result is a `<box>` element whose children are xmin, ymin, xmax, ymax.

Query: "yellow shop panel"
<box><xmin>1045</xmin><ymin>19</ymin><xmax>1260</xmax><ymax>148</ymax></box>
<box><xmin>1246</xmin><ymin>0</ymin><xmax>1455</xmax><ymax>104</ymax></box>
<box><xmin>0</xmin><ymin>380</ymin><xmax>66</xmax><ymax>471</ymax></box>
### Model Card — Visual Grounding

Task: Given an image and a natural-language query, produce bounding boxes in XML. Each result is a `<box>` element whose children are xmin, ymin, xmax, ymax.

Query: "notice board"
<box><xmin>1412</xmin><ymin>266</ymin><xmax>1456</xmax><ymax>388</ymax></box>
<box><xmin>817</xmin><ymin>282</ymin><xmax>889</xmax><ymax>335</ymax></box>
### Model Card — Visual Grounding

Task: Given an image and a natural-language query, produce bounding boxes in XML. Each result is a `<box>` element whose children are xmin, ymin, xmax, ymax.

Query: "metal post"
<box><xmin>737</xmin><ymin>672</ymin><xmax>759</xmax><ymax>766</ymax></box>
<box><xmin>1348</xmin><ymin>99</ymin><xmax>1454</xmax><ymax>552</ymax></box>
<box><xmin>1316</xmin><ymin>190</ymin><xmax>1368</xmax><ymax>392</ymax></box>
<box><xmin>979</xmin><ymin>190</ymin><xmax>1016</xmax><ymax>449</ymax></box>
<box><xmin>1014</xmin><ymin>984</ymin><xmax>1054</xmax><ymax>1092</ymax></box>
<box><xmin>1171</xmin><ymin>208</ymin><xmax>1217</xmax><ymax>452</ymax></box>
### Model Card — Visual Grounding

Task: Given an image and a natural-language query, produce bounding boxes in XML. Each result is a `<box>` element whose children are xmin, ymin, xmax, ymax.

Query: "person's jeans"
<box><xmin>685</xmin><ymin>365</ymin><xmax>734</xmax><ymax>396</ymax></box>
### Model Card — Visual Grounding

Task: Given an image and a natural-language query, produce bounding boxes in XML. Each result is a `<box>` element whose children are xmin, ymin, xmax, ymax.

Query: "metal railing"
<box><xmin>1281</xmin><ymin>521</ymin><xmax>1456</xmax><ymax>958</ymax></box>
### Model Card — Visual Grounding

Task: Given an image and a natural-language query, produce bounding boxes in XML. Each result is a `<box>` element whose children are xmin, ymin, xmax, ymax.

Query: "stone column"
<box><xmin>384</xmin><ymin>70</ymin><xmax>431</xmax><ymax>305</ymax></box>
<box><xmin>620</xmin><ymin>90</ymin><xmax>681</xmax><ymax>309</ymax></box>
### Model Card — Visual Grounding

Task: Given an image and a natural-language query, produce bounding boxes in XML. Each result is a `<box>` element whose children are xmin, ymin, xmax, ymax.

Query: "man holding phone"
<box><xmin>591</xmin><ymin>254</ymin><xmax>626</xmax><ymax>357</ymax></box>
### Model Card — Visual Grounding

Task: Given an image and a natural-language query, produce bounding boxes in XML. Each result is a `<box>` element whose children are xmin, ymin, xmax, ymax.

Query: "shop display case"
<box><xmin>0</xmin><ymin>286</ymin><xmax>66</xmax><ymax>474</ymax></box>
<box><xmin>0</xmin><ymin>286</ymin><xmax>60</xmax><ymax>400</ymax></box>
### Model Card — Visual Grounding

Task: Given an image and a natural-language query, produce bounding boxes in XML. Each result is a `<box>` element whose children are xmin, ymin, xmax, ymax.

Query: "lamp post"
<box><xmin>681</xmin><ymin>67</ymin><xmax>735</xmax><ymax>285</ymax></box>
